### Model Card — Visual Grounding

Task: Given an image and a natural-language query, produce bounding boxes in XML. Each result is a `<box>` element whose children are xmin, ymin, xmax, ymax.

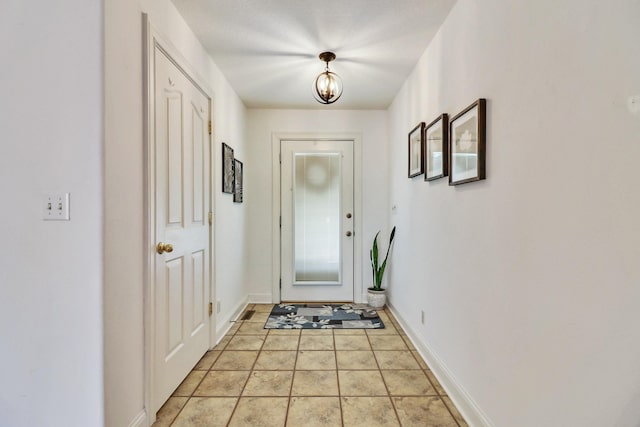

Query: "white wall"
<box><xmin>246</xmin><ymin>109</ymin><xmax>389</xmax><ymax>302</ymax></box>
<box><xmin>105</xmin><ymin>1</ymin><xmax>248</xmax><ymax>425</ymax></box>
<box><xmin>387</xmin><ymin>0</ymin><xmax>640</xmax><ymax>426</ymax></box>
<box><xmin>0</xmin><ymin>1</ymin><xmax>104</xmax><ymax>426</ymax></box>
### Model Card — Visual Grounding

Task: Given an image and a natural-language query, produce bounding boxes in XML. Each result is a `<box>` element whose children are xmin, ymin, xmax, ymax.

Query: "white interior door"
<box><xmin>153</xmin><ymin>46</ymin><xmax>210</xmax><ymax>410</ymax></box>
<box><xmin>281</xmin><ymin>140</ymin><xmax>354</xmax><ymax>301</ymax></box>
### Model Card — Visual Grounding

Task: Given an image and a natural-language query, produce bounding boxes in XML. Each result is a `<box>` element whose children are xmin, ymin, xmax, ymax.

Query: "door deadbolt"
<box><xmin>346</xmin><ymin>231</ymin><xmax>353</xmax><ymax>237</ymax></box>
<box><xmin>157</xmin><ymin>242</ymin><xmax>174</xmax><ymax>254</ymax></box>
<box><xmin>346</xmin><ymin>213</ymin><xmax>352</xmax><ymax>219</ymax></box>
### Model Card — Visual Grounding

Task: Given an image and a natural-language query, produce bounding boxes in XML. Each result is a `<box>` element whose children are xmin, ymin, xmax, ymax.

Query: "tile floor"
<box><xmin>152</xmin><ymin>304</ymin><xmax>468</xmax><ymax>427</ymax></box>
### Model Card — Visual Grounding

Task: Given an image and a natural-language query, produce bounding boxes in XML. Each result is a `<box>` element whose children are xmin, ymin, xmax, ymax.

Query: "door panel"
<box><xmin>281</xmin><ymin>140</ymin><xmax>354</xmax><ymax>302</ymax></box>
<box><xmin>154</xmin><ymin>46</ymin><xmax>210</xmax><ymax>410</ymax></box>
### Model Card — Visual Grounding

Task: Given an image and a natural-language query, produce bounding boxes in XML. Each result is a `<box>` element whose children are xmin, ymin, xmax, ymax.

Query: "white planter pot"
<box><xmin>367</xmin><ymin>288</ymin><xmax>387</xmax><ymax>308</ymax></box>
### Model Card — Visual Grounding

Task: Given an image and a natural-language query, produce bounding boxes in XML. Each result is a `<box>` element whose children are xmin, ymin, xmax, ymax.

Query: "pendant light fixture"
<box><xmin>313</xmin><ymin>51</ymin><xmax>343</xmax><ymax>104</ymax></box>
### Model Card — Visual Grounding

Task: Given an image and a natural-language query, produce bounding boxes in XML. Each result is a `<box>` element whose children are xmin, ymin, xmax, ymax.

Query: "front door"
<box><xmin>153</xmin><ymin>46</ymin><xmax>211</xmax><ymax>410</ymax></box>
<box><xmin>280</xmin><ymin>140</ymin><xmax>354</xmax><ymax>301</ymax></box>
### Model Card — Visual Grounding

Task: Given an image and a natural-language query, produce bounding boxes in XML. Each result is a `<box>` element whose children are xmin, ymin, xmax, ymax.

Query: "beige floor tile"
<box><xmin>211</xmin><ymin>350</ymin><xmax>258</xmax><ymax>370</ymax></box>
<box><xmin>296</xmin><ymin>350</ymin><xmax>336</xmax><ymax>370</ymax></box>
<box><xmin>268</xmin><ymin>328</ymin><xmax>302</xmax><ymax>335</ymax></box>
<box><xmin>334</xmin><ymin>328</ymin><xmax>366</xmax><ymax>335</ymax></box>
<box><xmin>171</xmin><ymin>397</ymin><xmax>237</xmax><ymax>427</ymax></box>
<box><xmin>287</xmin><ymin>396</ymin><xmax>342</xmax><ymax>427</ymax></box>
<box><xmin>393</xmin><ymin>396</ymin><xmax>458</xmax><ymax>427</ymax></box>
<box><xmin>243</xmin><ymin>311</ymin><xmax>270</xmax><ymax>323</ymax></box>
<box><xmin>402</xmin><ymin>335</ymin><xmax>417</xmax><ymax>350</ymax></box>
<box><xmin>252</xmin><ymin>304</ymin><xmax>276</xmax><ymax>312</ymax></box>
<box><xmin>426</xmin><ymin>370</ymin><xmax>447</xmax><ymax>395</ymax></box>
<box><xmin>213</xmin><ymin>335</ymin><xmax>231</xmax><ymax>350</ymax></box>
<box><xmin>194</xmin><ymin>370</ymin><xmax>249</xmax><ymax>396</ymax></box>
<box><xmin>301</xmin><ymin>328</ymin><xmax>333</xmax><ymax>335</ymax></box>
<box><xmin>263</xmin><ymin>335</ymin><xmax>300</xmax><ymax>350</ymax></box>
<box><xmin>254</xmin><ymin>350</ymin><xmax>297</xmax><ymax>370</ymax></box>
<box><xmin>194</xmin><ymin>350</ymin><xmax>221</xmax><ymax>370</ymax></box>
<box><xmin>338</xmin><ymin>370</ymin><xmax>388</xmax><ymax>396</ymax></box>
<box><xmin>377</xmin><ymin>312</ymin><xmax>391</xmax><ymax>322</ymax></box>
<box><xmin>236</xmin><ymin>321</ymin><xmax>268</xmax><ymax>335</ymax></box>
<box><xmin>369</xmin><ymin>335</ymin><xmax>408</xmax><ymax>350</ymax></box>
<box><xmin>227</xmin><ymin>321</ymin><xmax>241</xmax><ymax>334</ymax></box>
<box><xmin>226</xmin><ymin>335</ymin><xmax>265</xmax><ymax>350</ymax></box>
<box><xmin>365</xmin><ymin>324</ymin><xmax>398</xmax><ymax>335</ymax></box>
<box><xmin>299</xmin><ymin>335</ymin><xmax>335</xmax><ymax>350</ymax></box>
<box><xmin>242</xmin><ymin>370</ymin><xmax>294</xmax><ymax>396</ymax></box>
<box><xmin>381</xmin><ymin>370</ymin><xmax>436</xmax><ymax>396</ymax></box>
<box><xmin>341</xmin><ymin>396</ymin><xmax>400</xmax><ymax>427</ymax></box>
<box><xmin>334</xmin><ymin>335</ymin><xmax>371</xmax><ymax>350</ymax></box>
<box><xmin>291</xmin><ymin>370</ymin><xmax>339</xmax><ymax>396</ymax></box>
<box><xmin>172</xmin><ymin>370</ymin><xmax>206</xmax><ymax>396</ymax></box>
<box><xmin>228</xmin><ymin>397</ymin><xmax>288</xmax><ymax>427</ymax></box>
<box><xmin>374</xmin><ymin>350</ymin><xmax>420</xmax><ymax>370</ymax></box>
<box><xmin>151</xmin><ymin>397</ymin><xmax>187</xmax><ymax>427</ymax></box>
<box><xmin>443</xmin><ymin>396</ymin><xmax>469</xmax><ymax>426</ymax></box>
<box><xmin>412</xmin><ymin>351</ymin><xmax>430</xmax><ymax>370</ymax></box>
<box><xmin>336</xmin><ymin>351</ymin><xmax>378</xmax><ymax>370</ymax></box>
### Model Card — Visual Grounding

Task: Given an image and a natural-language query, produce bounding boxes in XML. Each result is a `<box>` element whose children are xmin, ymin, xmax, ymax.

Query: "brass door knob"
<box><xmin>157</xmin><ymin>242</ymin><xmax>174</xmax><ymax>254</ymax></box>
<box><xmin>346</xmin><ymin>231</ymin><xmax>352</xmax><ymax>237</ymax></box>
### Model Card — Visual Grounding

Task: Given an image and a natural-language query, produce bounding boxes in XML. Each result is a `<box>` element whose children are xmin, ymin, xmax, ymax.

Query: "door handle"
<box><xmin>346</xmin><ymin>231</ymin><xmax>352</xmax><ymax>237</ymax></box>
<box><xmin>157</xmin><ymin>242</ymin><xmax>174</xmax><ymax>254</ymax></box>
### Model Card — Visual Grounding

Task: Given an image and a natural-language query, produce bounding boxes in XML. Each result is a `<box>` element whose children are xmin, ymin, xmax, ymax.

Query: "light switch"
<box><xmin>43</xmin><ymin>193</ymin><xmax>70</xmax><ymax>221</ymax></box>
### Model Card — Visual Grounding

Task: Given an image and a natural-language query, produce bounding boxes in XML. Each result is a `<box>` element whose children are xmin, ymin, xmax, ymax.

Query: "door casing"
<box><xmin>143</xmin><ymin>15</ymin><xmax>216</xmax><ymax>423</ymax></box>
<box><xmin>272</xmin><ymin>133</ymin><xmax>363</xmax><ymax>303</ymax></box>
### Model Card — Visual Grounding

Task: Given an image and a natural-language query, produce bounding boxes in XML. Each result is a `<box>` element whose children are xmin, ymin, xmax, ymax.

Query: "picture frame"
<box><xmin>449</xmin><ymin>98</ymin><xmax>486</xmax><ymax>185</ymax></box>
<box><xmin>233</xmin><ymin>159</ymin><xmax>243</xmax><ymax>203</ymax></box>
<box><xmin>424</xmin><ymin>113</ymin><xmax>449</xmax><ymax>181</ymax></box>
<box><xmin>222</xmin><ymin>142</ymin><xmax>234</xmax><ymax>193</ymax></box>
<box><xmin>408</xmin><ymin>122</ymin><xmax>425</xmax><ymax>178</ymax></box>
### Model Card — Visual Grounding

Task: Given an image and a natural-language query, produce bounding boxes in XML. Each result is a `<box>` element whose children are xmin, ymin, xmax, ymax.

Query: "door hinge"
<box><xmin>208</xmin><ymin>121</ymin><xmax>212</xmax><ymax>135</ymax></box>
<box><xmin>208</xmin><ymin>211</ymin><xmax>213</xmax><ymax>226</ymax></box>
<box><xmin>279</xmin><ymin>152</ymin><xmax>281</xmax><ymax>164</ymax></box>
<box><xmin>279</xmin><ymin>215</ymin><xmax>282</xmax><ymax>228</ymax></box>
<box><xmin>208</xmin><ymin>302</ymin><xmax>213</xmax><ymax>316</ymax></box>
<box><xmin>279</xmin><ymin>278</ymin><xmax>282</xmax><ymax>289</ymax></box>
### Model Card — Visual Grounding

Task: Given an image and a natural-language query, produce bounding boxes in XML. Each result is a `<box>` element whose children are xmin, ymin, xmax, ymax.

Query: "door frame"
<box><xmin>143</xmin><ymin>15</ymin><xmax>216</xmax><ymax>422</ymax></box>
<box><xmin>271</xmin><ymin>133</ymin><xmax>363</xmax><ymax>303</ymax></box>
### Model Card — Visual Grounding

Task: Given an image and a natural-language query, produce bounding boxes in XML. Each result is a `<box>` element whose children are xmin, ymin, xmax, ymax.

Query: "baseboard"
<box><xmin>128</xmin><ymin>410</ymin><xmax>147</xmax><ymax>427</ymax></box>
<box><xmin>248</xmin><ymin>293</ymin><xmax>273</xmax><ymax>304</ymax></box>
<box><xmin>387</xmin><ymin>302</ymin><xmax>495</xmax><ymax>427</ymax></box>
<box><xmin>215</xmin><ymin>296</ymin><xmax>249</xmax><ymax>341</ymax></box>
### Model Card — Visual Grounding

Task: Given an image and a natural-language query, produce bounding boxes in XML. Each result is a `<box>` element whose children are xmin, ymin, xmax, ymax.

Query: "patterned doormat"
<box><xmin>265</xmin><ymin>304</ymin><xmax>385</xmax><ymax>329</ymax></box>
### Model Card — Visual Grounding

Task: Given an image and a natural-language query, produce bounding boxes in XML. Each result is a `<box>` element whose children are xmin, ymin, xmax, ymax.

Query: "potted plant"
<box><xmin>367</xmin><ymin>226</ymin><xmax>396</xmax><ymax>308</ymax></box>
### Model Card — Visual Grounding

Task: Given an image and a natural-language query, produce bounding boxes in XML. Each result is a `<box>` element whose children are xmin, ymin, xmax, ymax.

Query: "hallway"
<box><xmin>152</xmin><ymin>304</ymin><xmax>468</xmax><ymax>426</ymax></box>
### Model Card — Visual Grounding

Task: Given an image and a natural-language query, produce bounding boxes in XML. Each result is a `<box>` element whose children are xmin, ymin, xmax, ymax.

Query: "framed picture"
<box><xmin>233</xmin><ymin>159</ymin><xmax>243</xmax><ymax>203</ymax></box>
<box><xmin>449</xmin><ymin>99</ymin><xmax>486</xmax><ymax>185</ymax></box>
<box><xmin>424</xmin><ymin>114</ymin><xmax>449</xmax><ymax>181</ymax></box>
<box><xmin>408</xmin><ymin>122</ymin><xmax>425</xmax><ymax>178</ymax></box>
<box><xmin>222</xmin><ymin>142</ymin><xmax>234</xmax><ymax>193</ymax></box>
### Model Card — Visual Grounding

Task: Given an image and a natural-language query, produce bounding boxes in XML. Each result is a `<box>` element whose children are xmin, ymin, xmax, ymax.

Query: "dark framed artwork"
<box><xmin>449</xmin><ymin>99</ymin><xmax>486</xmax><ymax>185</ymax></box>
<box><xmin>222</xmin><ymin>142</ymin><xmax>234</xmax><ymax>193</ymax></box>
<box><xmin>408</xmin><ymin>122</ymin><xmax>425</xmax><ymax>178</ymax></box>
<box><xmin>424</xmin><ymin>113</ymin><xmax>449</xmax><ymax>181</ymax></box>
<box><xmin>233</xmin><ymin>159</ymin><xmax>243</xmax><ymax>203</ymax></box>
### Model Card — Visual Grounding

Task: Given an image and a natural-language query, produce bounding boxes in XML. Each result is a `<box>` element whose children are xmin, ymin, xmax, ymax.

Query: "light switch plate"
<box><xmin>43</xmin><ymin>193</ymin><xmax>70</xmax><ymax>220</ymax></box>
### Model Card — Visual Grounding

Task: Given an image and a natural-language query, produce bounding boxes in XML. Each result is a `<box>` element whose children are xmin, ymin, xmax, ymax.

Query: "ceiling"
<box><xmin>170</xmin><ymin>0</ymin><xmax>457</xmax><ymax>109</ymax></box>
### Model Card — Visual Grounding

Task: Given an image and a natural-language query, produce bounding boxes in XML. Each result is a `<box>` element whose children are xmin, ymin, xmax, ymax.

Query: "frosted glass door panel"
<box><xmin>294</xmin><ymin>154</ymin><xmax>341</xmax><ymax>283</ymax></box>
<box><xmin>280</xmin><ymin>139</ymin><xmax>354</xmax><ymax>302</ymax></box>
